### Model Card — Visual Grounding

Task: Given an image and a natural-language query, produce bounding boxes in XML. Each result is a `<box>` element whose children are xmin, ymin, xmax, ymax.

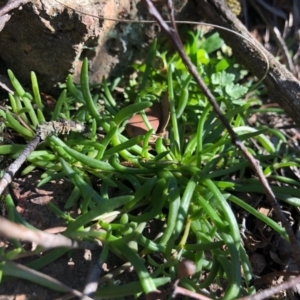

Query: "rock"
<box><xmin>0</xmin><ymin>0</ymin><xmax>142</xmax><ymax>94</ymax></box>
<box><xmin>0</xmin><ymin>0</ymin><xmax>194</xmax><ymax>95</ymax></box>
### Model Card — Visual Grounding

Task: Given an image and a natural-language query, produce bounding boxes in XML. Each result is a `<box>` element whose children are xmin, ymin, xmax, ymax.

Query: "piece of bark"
<box><xmin>0</xmin><ymin>0</ymin><xmax>194</xmax><ymax>95</ymax></box>
<box><xmin>0</xmin><ymin>0</ymin><xmax>140</xmax><ymax>93</ymax></box>
<box><xmin>196</xmin><ymin>0</ymin><xmax>300</xmax><ymax>128</ymax></box>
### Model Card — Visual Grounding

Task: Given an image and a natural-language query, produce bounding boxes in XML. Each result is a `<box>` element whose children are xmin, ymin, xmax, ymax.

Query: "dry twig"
<box><xmin>173</xmin><ymin>284</ymin><xmax>212</xmax><ymax>300</ymax></box>
<box><xmin>0</xmin><ymin>216</ymin><xmax>99</xmax><ymax>250</ymax></box>
<box><xmin>0</xmin><ymin>120</ymin><xmax>87</xmax><ymax>197</ymax></box>
<box><xmin>0</xmin><ymin>135</ymin><xmax>41</xmax><ymax>196</ymax></box>
<box><xmin>238</xmin><ymin>274</ymin><xmax>300</xmax><ymax>300</ymax></box>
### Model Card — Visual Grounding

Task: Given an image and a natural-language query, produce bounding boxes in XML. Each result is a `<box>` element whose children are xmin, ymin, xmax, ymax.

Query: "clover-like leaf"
<box><xmin>225</xmin><ymin>82</ymin><xmax>248</xmax><ymax>99</ymax></box>
<box><xmin>211</xmin><ymin>71</ymin><xmax>235</xmax><ymax>86</ymax></box>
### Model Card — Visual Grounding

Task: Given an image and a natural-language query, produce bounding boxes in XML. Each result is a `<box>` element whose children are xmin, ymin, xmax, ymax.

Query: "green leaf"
<box><xmin>215</xmin><ymin>58</ymin><xmax>229</xmax><ymax>72</ymax></box>
<box><xmin>225</xmin><ymin>82</ymin><xmax>248</xmax><ymax>99</ymax></box>
<box><xmin>211</xmin><ymin>71</ymin><xmax>235</xmax><ymax>86</ymax></box>
<box><xmin>201</xmin><ymin>32</ymin><xmax>224</xmax><ymax>53</ymax></box>
<box><xmin>197</xmin><ymin>49</ymin><xmax>210</xmax><ymax>64</ymax></box>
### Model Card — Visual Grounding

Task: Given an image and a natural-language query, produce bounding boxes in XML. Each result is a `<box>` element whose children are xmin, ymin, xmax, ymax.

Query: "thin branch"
<box><xmin>0</xmin><ymin>216</ymin><xmax>99</xmax><ymax>250</ymax></box>
<box><xmin>0</xmin><ymin>135</ymin><xmax>41</xmax><ymax>196</ymax></box>
<box><xmin>238</xmin><ymin>274</ymin><xmax>300</xmax><ymax>300</ymax></box>
<box><xmin>273</xmin><ymin>26</ymin><xmax>295</xmax><ymax>73</ymax></box>
<box><xmin>249</xmin><ymin>0</ymin><xmax>295</xmax><ymax>73</ymax></box>
<box><xmin>173</xmin><ymin>284</ymin><xmax>212</xmax><ymax>300</ymax></box>
<box><xmin>143</xmin><ymin>0</ymin><xmax>300</xmax><ymax>271</ymax></box>
<box><xmin>0</xmin><ymin>120</ymin><xmax>87</xmax><ymax>197</ymax></box>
